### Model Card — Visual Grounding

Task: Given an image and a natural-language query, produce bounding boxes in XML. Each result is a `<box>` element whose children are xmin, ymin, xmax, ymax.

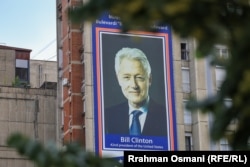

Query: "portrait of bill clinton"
<box><xmin>104</xmin><ymin>47</ymin><xmax>168</xmax><ymax>137</ymax></box>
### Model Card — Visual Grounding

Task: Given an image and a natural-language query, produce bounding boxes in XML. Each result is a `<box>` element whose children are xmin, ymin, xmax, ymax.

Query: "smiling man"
<box><xmin>105</xmin><ymin>47</ymin><xmax>168</xmax><ymax>136</ymax></box>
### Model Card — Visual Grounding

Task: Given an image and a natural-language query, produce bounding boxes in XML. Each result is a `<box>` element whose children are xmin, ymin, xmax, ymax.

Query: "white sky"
<box><xmin>0</xmin><ymin>0</ymin><xmax>56</xmax><ymax>61</ymax></box>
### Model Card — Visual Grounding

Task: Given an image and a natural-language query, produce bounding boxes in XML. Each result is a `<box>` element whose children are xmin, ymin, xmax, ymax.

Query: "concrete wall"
<box><xmin>83</xmin><ymin>21</ymin><xmax>94</xmax><ymax>151</ymax></box>
<box><xmin>0</xmin><ymin>86</ymin><xmax>56</xmax><ymax>166</ymax></box>
<box><xmin>30</xmin><ymin>60</ymin><xmax>57</xmax><ymax>88</ymax></box>
<box><xmin>171</xmin><ymin>36</ymin><xmax>211</xmax><ymax>150</ymax></box>
<box><xmin>0</xmin><ymin>49</ymin><xmax>15</xmax><ymax>86</ymax></box>
<box><xmin>172</xmin><ymin>33</ymin><xmax>186</xmax><ymax>150</ymax></box>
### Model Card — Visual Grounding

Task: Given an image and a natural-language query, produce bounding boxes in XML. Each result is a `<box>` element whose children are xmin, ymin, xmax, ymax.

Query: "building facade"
<box><xmin>30</xmin><ymin>60</ymin><xmax>57</xmax><ymax>89</ymax></box>
<box><xmin>0</xmin><ymin>45</ymin><xmax>58</xmax><ymax>166</ymax></box>
<box><xmin>0</xmin><ymin>45</ymin><xmax>31</xmax><ymax>87</ymax></box>
<box><xmin>57</xmin><ymin>0</ymin><xmax>85</xmax><ymax>146</ymax></box>
<box><xmin>56</xmin><ymin>0</ymin><xmax>235</xmax><ymax>154</ymax></box>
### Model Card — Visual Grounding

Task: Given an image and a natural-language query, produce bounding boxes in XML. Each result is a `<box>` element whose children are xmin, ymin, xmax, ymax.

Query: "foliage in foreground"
<box><xmin>7</xmin><ymin>133</ymin><xmax>121</xmax><ymax>167</ymax></box>
<box><xmin>68</xmin><ymin>0</ymin><xmax>250</xmax><ymax>150</ymax></box>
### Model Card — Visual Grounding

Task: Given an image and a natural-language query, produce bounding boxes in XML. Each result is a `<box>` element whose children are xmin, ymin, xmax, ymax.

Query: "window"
<box><xmin>59</xmin><ymin>49</ymin><xmax>63</xmax><ymax>68</ymax></box>
<box><xmin>221</xmin><ymin>49</ymin><xmax>229</xmax><ymax>58</ymax></box>
<box><xmin>181</xmin><ymin>42</ymin><xmax>189</xmax><ymax>60</ymax></box>
<box><xmin>183</xmin><ymin>101</ymin><xmax>192</xmax><ymax>124</ymax></box>
<box><xmin>182</xmin><ymin>68</ymin><xmax>191</xmax><ymax>93</ymax></box>
<box><xmin>15</xmin><ymin>59</ymin><xmax>29</xmax><ymax>85</ymax></box>
<box><xmin>215</xmin><ymin>67</ymin><xmax>226</xmax><ymax>89</ymax></box>
<box><xmin>215</xmin><ymin>45</ymin><xmax>229</xmax><ymax>59</ymax></box>
<box><xmin>224</xmin><ymin>98</ymin><xmax>236</xmax><ymax>124</ymax></box>
<box><xmin>185</xmin><ymin>133</ymin><xmax>193</xmax><ymax>151</ymax></box>
<box><xmin>16</xmin><ymin>68</ymin><xmax>28</xmax><ymax>81</ymax></box>
<box><xmin>224</xmin><ymin>98</ymin><xmax>232</xmax><ymax>108</ymax></box>
<box><xmin>61</xmin><ymin>109</ymin><xmax>65</xmax><ymax>132</ymax></box>
<box><xmin>219</xmin><ymin>138</ymin><xmax>231</xmax><ymax>151</ymax></box>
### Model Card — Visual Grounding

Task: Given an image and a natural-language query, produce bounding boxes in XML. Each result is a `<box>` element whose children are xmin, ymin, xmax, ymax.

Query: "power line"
<box><xmin>46</xmin><ymin>55</ymin><xmax>57</xmax><ymax>61</ymax></box>
<box><xmin>31</xmin><ymin>39</ymin><xmax>56</xmax><ymax>59</ymax></box>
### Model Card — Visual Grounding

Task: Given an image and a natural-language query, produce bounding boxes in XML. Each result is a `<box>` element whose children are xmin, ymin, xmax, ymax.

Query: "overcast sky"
<box><xmin>0</xmin><ymin>0</ymin><xmax>56</xmax><ymax>61</ymax></box>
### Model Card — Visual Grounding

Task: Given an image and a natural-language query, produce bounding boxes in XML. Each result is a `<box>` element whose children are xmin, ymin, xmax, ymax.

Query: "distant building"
<box><xmin>0</xmin><ymin>45</ymin><xmax>31</xmax><ymax>87</ymax></box>
<box><xmin>0</xmin><ymin>45</ymin><xmax>58</xmax><ymax>166</ymax></box>
<box><xmin>30</xmin><ymin>60</ymin><xmax>57</xmax><ymax>89</ymax></box>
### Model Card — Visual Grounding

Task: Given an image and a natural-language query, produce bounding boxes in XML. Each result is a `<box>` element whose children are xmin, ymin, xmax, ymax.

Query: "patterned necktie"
<box><xmin>130</xmin><ymin>110</ymin><xmax>143</xmax><ymax>135</ymax></box>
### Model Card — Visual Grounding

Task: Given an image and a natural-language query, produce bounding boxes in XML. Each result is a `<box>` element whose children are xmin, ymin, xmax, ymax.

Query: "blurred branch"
<box><xmin>7</xmin><ymin>133</ymin><xmax>121</xmax><ymax>167</ymax></box>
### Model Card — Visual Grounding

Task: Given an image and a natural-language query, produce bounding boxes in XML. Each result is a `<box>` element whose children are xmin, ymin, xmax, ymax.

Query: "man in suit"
<box><xmin>105</xmin><ymin>47</ymin><xmax>167</xmax><ymax>136</ymax></box>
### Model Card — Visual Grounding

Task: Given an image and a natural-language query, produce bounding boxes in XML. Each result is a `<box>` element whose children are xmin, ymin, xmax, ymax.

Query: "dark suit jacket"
<box><xmin>105</xmin><ymin>100</ymin><xmax>168</xmax><ymax>136</ymax></box>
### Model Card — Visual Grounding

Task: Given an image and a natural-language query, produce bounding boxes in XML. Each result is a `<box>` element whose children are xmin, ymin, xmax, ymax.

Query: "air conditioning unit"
<box><xmin>62</xmin><ymin>78</ymin><xmax>69</xmax><ymax>86</ymax></box>
<box><xmin>68</xmin><ymin>89</ymin><xmax>72</xmax><ymax>96</ymax></box>
<box><xmin>59</xmin><ymin>103</ymin><xmax>64</xmax><ymax>109</ymax></box>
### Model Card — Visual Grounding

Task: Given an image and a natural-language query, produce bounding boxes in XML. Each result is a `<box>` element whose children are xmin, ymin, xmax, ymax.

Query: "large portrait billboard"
<box><xmin>92</xmin><ymin>12</ymin><xmax>177</xmax><ymax>158</ymax></box>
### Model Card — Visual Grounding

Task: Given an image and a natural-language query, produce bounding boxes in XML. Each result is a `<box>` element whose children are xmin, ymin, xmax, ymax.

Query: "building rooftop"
<box><xmin>0</xmin><ymin>45</ymin><xmax>32</xmax><ymax>52</ymax></box>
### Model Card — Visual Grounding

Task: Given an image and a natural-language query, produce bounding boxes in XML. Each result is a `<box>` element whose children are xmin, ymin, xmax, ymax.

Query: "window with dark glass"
<box><xmin>16</xmin><ymin>68</ymin><xmax>28</xmax><ymax>82</ymax></box>
<box><xmin>15</xmin><ymin>59</ymin><xmax>29</xmax><ymax>85</ymax></box>
<box><xmin>185</xmin><ymin>135</ymin><xmax>192</xmax><ymax>151</ymax></box>
<box><xmin>181</xmin><ymin>43</ymin><xmax>189</xmax><ymax>60</ymax></box>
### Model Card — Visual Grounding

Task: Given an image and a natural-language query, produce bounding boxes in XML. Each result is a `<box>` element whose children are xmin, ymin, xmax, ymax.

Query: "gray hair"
<box><xmin>114</xmin><ymin>47</ymin><xmax>151</xmax><ymax>76</ymax></box>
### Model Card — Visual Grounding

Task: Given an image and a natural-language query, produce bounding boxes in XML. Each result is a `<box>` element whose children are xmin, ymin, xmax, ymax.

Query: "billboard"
<box><xmin>92</xmin><ymin>12</ymin><xmax>177</xmax><ymax>158</ymax></box>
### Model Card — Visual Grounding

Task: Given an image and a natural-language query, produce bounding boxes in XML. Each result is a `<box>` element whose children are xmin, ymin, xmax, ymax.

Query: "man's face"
<box><xmin>117</xmin><ymin>58</ymin><xmax>151</xmax><ymax>108</ymax></box>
